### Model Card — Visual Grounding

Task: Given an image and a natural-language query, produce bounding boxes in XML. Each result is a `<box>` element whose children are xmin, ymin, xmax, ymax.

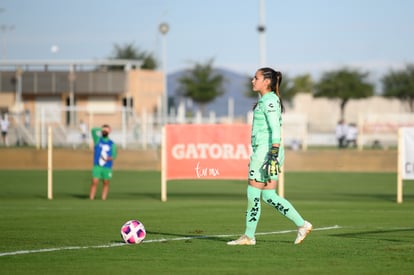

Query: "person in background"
<box><xmin>1</xmin><ymin>114</ymin><xmax>9</xmax><ymax>146</ymax></box>
<box><xmin>227</xmin><ymin>67</ymin><xmax>312</xmax><ymax>246</ymax></box>
<box><xmin>24</xmin><ymin>109</ymin><xmax>31</xmax><ymax>129</ymax></box>
<box><xmin>290</xmin><ymin>139</ymin><xmax>301</xmax><ymax>151</ymax></box>
<box><xmin>346</xmin><ymin>123</ymin><xmax>358</xmax><ymax>148</ymax></box>
<box><xmin>89</xmin><ymin>124</ymin><xmax>117</xmax><ymax>200</ymax></box>
<box><xmin>79</xmin><ymin>120</ymin><xmax>88</xmax><ymax>146</ymax></box>
<box><xmin>335</xmin><ymin>119</ymin><xmax>348</xmax><ymax>148</ymax></box>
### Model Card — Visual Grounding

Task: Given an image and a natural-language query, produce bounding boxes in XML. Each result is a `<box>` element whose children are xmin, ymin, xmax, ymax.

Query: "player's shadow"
<box><xmin>121</xmin><ymin>192</ymin><xmax>244</xmax><ymax>201</ymax></box>
<box><xmin>124</xmin><ymin>192</ymin><xmax>162</xmax><ymax>200</ymax></box>
<box><xmin>334</xmin><ymin>192</ymin><xmax>414</xmax><ymax>202</ymax></box>
<box><xmin>144</xmin><ymin>230</ymin><xmax>228</xmax><ymax>243</ymax></box>
<box><xmin>331</xmin><ymin>227</ymin><xmax>414</xmax><ymax>242</ymax></box>
<box><xmin>71</xmin><ymin>194</ymin><xmax>89</xmax><ymax>199</ymax></box>
<box><xmin>167</xmin><ymin>192</ymin><xmax>244</xmax><ymax>200</ymax></box>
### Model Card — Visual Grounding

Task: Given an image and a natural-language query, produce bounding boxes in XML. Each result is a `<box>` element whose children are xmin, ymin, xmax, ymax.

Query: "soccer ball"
<box><xmin>120</xmin><ymin>220</ymin><xmax>146</xmax><ymax>244</ymax></box>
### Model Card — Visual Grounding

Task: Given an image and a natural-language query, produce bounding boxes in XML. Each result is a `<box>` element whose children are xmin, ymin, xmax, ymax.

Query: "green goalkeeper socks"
<box><xmin>262</xmin><ymin>189</ymin><xmax>305</xmax><ymax>227</ymax></box>
<box><xmin>244</xmin><ymin>185</ymin><xmax>262</xmax><ymax>239</ymax></box>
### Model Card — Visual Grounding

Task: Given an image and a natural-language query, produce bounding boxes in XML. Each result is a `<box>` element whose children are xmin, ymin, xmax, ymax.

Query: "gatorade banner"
<box><xmin>401</xmin><ymin>127</ymin><xmax>414</xmax><ymax>180</ymax></box>
<box><xmin>165</xmin><ymin>124</ymin><xmax>251</xmax><ymax>180</ymax></box>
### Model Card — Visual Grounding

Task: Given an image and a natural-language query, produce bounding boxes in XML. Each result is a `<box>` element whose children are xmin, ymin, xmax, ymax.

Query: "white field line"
<box><xmin>0</xmin><ymin>225</ymin><xmax>341</xmax><ymax>257</ymax></box>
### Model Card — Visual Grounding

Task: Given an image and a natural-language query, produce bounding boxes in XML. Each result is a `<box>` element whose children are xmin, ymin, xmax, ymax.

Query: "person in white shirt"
<box><xmin>79</xmin><ymin>120</ymin><xmax>88</xmax><ymax>145</ymax></box>
<box><xmin>346</xmin><ymin>123</ymin><xmax>358</xmax><ymax>148</ymax></box>
<box><xmin>1</xmin><ymin>115</ymin><xmax>10</xmax><ymax>146</ymax></box>
<box><xmin>335</xmin><ymin>119</ymin><xmax>348</xmax><ymax>148</ymax></box>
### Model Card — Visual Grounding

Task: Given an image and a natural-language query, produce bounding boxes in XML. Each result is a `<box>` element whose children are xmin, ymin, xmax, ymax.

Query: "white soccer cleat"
<box><xmin>227</xmin><ymin>235</ymin><xmax>256</xmax><ymax>246</ymax></box>
<box><xmin>294</xmin><ymin>221</ymin><xmax>313</xmax><ymax>244</ymax></box>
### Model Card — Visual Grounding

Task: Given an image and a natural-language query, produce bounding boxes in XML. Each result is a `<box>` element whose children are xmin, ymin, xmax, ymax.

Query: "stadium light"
<box><xmin>159</xmin><ymin>22</ymin><xmax>169</xmax><ymax>125</ymax></box>
<box><xmin>257</xmin><ymin>0</ymin><xmax>266</xmax><ymax>67</ymax></box>
<box><xmin>0</xmin><ymin>24</ymin><xmax>15</xmax><ymax>60</ymax></box>
<box><xmin>68</xmin><ymin>64</ymin><xmax>75</xmax><ymax>126</ymax></box>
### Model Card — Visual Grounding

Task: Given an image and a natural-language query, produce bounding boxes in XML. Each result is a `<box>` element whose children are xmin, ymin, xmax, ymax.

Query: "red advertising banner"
<box><xmin>164</xmin><ymin>124</ymin><xmax>251</xmax><ymax>180</ymax></box>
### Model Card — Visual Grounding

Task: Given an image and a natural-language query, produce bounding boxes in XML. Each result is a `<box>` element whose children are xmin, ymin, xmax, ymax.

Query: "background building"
<box><xmin>0</xmin><ymin>60</ymin><xmax>164</xmax><ymax>148</ymax></box>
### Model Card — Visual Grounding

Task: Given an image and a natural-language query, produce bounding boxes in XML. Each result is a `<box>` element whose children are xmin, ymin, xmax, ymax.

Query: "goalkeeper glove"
<box><xmin>263</xmin><ymin>146</ymin><xmax>281</xmax><ymax>178</ymax></box>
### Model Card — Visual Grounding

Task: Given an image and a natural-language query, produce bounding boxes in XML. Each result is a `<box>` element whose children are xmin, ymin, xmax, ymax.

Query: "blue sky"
<box><xmin>1</xmin><ymin>0</ymin><xmax>413</xmax><ymax>84</ymax></box>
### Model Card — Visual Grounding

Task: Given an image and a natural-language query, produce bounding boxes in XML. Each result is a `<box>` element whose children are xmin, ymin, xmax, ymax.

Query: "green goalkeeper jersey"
<box><xmin>251</xmin><ymin>92</ymin><xmax>282</xmax><ymax>147</ymax></box>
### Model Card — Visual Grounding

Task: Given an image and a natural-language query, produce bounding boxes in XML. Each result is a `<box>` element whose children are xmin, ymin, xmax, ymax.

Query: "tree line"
<box><xmin>110</xmin><ymin>43</ymin><xmax>414</xmax><ymax>118</ymax></box>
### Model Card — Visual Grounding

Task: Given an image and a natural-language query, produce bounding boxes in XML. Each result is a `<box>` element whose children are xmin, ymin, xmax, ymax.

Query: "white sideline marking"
<box><xmin>0</xmin><ymin>225</ymin><xmax>341</xmax><ymax>257</ymax></box>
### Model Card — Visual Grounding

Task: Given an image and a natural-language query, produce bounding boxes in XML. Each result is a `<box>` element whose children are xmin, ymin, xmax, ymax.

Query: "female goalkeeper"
<box><xmin>227</xmin><ymin>67</ymin><xmax>312</xmax><ymax>245</ymax></box>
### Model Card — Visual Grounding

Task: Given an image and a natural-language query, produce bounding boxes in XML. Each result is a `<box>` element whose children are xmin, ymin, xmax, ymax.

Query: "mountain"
<box><xmin>167</xmin><ymin>68</ymin><xmax>257</xmax><ymax>117</ymax></box>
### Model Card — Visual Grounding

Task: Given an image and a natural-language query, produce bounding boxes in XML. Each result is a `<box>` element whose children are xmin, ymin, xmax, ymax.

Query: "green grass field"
<box><xmin>0</xmin><ymin>170</ymin><xmax>413</xmax><ymax>274</ymax></box>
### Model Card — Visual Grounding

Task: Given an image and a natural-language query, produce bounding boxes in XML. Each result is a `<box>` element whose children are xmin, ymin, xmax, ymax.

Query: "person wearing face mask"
<box><xmin>89</xmin><ymin>124</ymin><xmax>117</xmax><ymax>200</ymax></box>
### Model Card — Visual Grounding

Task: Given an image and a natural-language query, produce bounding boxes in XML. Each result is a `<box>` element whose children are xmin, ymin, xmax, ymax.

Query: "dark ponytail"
<box><xmin>260</xmin><ymin>67</ymin><xmax>285</xmax><ymax>113</ymax></box>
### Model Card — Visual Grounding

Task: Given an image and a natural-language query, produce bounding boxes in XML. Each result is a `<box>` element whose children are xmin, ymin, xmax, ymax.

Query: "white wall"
<box><xmin>287</xmin><ymin>94</ymin><xmax>409</xmax><ymax>132</ymax></box>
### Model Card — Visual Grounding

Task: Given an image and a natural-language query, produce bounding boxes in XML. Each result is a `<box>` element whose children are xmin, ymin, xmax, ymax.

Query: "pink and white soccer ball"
<box><xmin>120</xmin><ymin>220</ymin><xmax>146</xmax><ymax>244</ymax></box>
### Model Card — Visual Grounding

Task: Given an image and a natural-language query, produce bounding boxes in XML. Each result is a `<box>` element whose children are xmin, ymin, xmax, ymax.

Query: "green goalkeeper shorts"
<box><xmin>248</xmin><ymin>145</ymin><xmax>284</xmax><ymax>182</ymax></box>
<box><xmin>92</xmin><ymin>166</ymin><xmax>113</xmax><ymax>180</ymax></box>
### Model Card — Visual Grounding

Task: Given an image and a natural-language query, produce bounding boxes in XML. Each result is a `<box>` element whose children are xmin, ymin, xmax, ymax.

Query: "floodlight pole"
<box><xmin>257</xmin><ymin>0</ymin><xmax>285</xmax><ymax>197</ymax></box>
<box><xmin>258</xmin><ymin>0</ymin><xmax>266</xmax><ymax>67</ymax></box>
<box><xmin>15</xmin><ymin>66</ymin><xmax>23</xmax><ymax>109</ymax></box>
<box><xmin>68</xmin><ymin>64</ymin><xmax>75</xmax><ymax>126</ymax></box>
<box><xmin>159</xmin><ymin>23</ymin><xmax>169</xmax><ymax>125</ymax></box>
<box><xmin>0</xmin><ymin>24</ymin><xmax>15</xmax><ymax>60</ymax></box>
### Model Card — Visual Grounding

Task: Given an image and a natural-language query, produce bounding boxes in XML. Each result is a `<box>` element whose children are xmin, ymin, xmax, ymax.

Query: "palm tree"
<box><xmin>382</xmin><ymin>64</ymin><xmax>414</xmax><ymax>112</ymax></box>
<box><xmin>314</xmin><ymin>68</ymin><xmax>374</xmax><ymax>119</ymax></box>
<box><xmin>177</xmin><ymin>59</ymin><xmax>225</xmax><ymax>115</ymax></box>
<box><xmin>106</xmin><ymin>42</ymin><xmax>158</xmax><ymax>70</ymax></box>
